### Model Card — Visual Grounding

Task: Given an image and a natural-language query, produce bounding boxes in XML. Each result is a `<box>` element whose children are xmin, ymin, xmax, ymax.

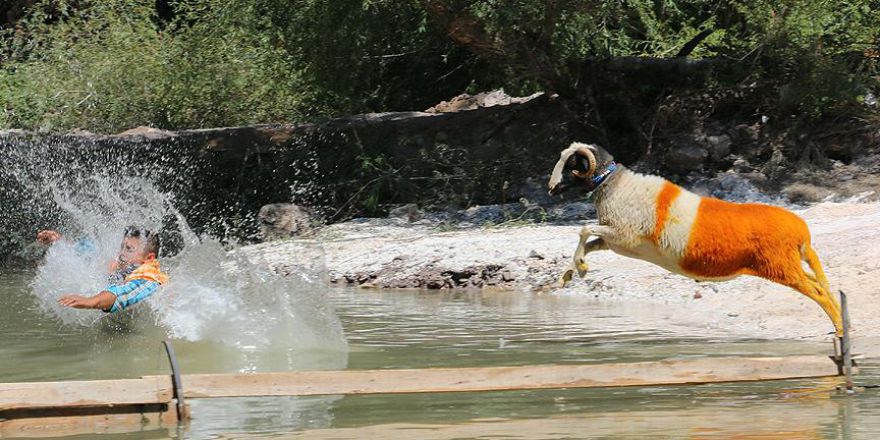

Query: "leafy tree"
<box><xmin>1</xmin><ymin>0</ymin><xmax>877</xmax><ymax>140</ymax></box>
<box><xmin>420</xmin><ymin>1</ymin><xmax>879</xmax><ymax>158</ymax></box>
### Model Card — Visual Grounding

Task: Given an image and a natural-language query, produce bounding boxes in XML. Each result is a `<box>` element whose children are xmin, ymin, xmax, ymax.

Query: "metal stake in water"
<box><xmin>162</xmin><ymin>340</ymin><xmax>189</xmax><ymax>420</ymax></box>
<box><xmin>840</xmin><ymin>290</ymin><xmax>854</xmax><ymax>393</ymax></box>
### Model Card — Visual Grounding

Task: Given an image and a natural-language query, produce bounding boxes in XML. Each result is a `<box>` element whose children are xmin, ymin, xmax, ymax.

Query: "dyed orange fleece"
<box><xmin>652</xmin><ymin>182</ymin><xmax>810</xmax><ymax>282</ymax></box>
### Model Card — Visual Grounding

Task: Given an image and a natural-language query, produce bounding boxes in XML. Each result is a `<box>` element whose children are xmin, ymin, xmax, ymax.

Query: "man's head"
<box><xmin>117</xmin><ymin>226</ymin><xmax>160</xmax><ymax>266</ymax></box>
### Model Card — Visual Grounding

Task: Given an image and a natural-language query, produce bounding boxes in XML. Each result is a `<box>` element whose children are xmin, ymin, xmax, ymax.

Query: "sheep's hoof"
<box><xmin>556</xmin><ymin>269</ymin><xmax>574</xmax><ymax>288</ymax></box>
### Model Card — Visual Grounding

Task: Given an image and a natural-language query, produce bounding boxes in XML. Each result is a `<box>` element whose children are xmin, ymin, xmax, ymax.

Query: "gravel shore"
<box><xmin>247</xmin><ymin>201</ymin><xmax>880</xmax><ymax>352</ymax></box>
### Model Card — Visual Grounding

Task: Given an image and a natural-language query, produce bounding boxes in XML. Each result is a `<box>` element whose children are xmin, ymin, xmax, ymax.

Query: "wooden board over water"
<box><xmin>1</xmin><ymin>355</ymin><xmax>843</xmax><ymax>412</ymax></box>
<box><xmin>0</xmin><ymin>355</ymin><xmax>849</xmax><ymax>438</ymax></box>
<box><xmin>0</xmin><ymin>410</ymin><xmax>177</xmax><ymax>439</ymax></box>
<box><xmin>180</xmin><ymin>355</ymin><xmax>843</xmax><ymax>398</ymax></box>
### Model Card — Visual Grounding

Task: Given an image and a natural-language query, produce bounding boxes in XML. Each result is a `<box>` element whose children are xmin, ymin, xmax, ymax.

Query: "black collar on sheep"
<box><xmin>586</xmin><ymin>160</ymin><xmax>618</xmax><ymax>192</ymax></box>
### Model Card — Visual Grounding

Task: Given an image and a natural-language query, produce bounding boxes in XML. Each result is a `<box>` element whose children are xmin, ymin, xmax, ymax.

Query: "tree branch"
<box><xmin>421</xmin><ymin>0</ymin><xmax>504</xmax><ymax>60</ymax></box>
<box><xmin>601</xmin><ymin>56</ymin><xmax>722</xmax><ymax>74</ymax></box>
<box><xmin>675</xmin><ymin>29</ymin><xmax>715</xmax><ymax>58</ymax></box>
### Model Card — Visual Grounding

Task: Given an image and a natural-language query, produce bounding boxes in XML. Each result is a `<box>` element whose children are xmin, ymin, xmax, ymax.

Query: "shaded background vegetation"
<box><xmin>2</xmin><ymin>0</ymin><xmax>877</xmax><ymax>136</ymax></box>
<box><xmin>2</xmin><ymin>0</ymin><xmax>880</xmax><ymax>262</ymax></box>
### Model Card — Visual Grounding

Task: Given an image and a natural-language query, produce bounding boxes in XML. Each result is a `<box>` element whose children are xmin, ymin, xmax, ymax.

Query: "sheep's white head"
<box><xmin>548</xmin><ymin>142</ymin><xmax>614</xmax><ymax>195</ymax></box>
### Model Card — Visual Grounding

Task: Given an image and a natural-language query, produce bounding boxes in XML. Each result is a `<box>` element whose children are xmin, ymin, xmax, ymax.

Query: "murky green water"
<box><xmin>2</xmin><ymin>270</ymin><xmax>878</xmax><ymax>439</ymax></box>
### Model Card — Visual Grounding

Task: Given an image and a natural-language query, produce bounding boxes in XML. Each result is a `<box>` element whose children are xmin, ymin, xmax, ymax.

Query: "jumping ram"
<box><xmin>548</xmin><ymin>142</ymin><xmax>842</xmax><ymax>336</ymax></box>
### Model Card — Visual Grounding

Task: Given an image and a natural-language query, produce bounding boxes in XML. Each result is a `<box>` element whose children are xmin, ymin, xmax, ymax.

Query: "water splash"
<box><xmin>11</xmin><ymin>152</ymin><xmax>347</xmax><ymax>368</ymax></box>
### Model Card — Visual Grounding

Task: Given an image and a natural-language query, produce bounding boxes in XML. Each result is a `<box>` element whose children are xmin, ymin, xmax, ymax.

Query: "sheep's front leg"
<box><xmin>557</xmin><ymin>225</ymin><xmax>611</xmax><ymax>288</ymax></box>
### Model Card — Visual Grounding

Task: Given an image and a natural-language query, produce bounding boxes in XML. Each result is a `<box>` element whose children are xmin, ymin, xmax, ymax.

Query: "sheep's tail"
<box><xmin>802</xmin><ymin>242</ymin><xmax>831</xmax><ymax>293</ymax></box>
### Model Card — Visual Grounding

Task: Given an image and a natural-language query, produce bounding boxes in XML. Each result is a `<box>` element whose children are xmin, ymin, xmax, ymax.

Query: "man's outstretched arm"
<box><xmin>58</xmin><ymin>291</ymin><xmax>117</xmax><ymax>310</ymax></box>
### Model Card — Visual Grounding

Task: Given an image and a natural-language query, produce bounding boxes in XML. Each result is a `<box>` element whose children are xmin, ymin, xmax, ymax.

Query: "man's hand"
<box><xmin>58</xmin><ymin>294</ymin><xmax>96</xmax><ymax>309</ymax></box>
<box><xmin>37</xmin><ymin>230</ymin><xmax>62</xmax><ymax>244</ymax></box>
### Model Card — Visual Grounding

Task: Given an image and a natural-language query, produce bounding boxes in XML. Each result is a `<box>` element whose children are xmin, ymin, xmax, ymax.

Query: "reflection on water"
<box><xmin>333</xmin><ymin>288</ymin><xmax>834</xmax><ymax>369</ymax></box>
<box><xmin>2</xmin><ymin>274</ymin><xmax>878</xmax><ymax>439</ymax></box>
<box><xmin>217</xmin><ymin>396</ymin><xmax>866</xmax><ymax>439</ymax></box>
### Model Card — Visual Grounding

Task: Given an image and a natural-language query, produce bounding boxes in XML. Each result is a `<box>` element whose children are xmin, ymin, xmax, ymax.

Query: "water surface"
<box><xmin>2</xmin><ymin>271</ymin><xmax>878</xmax><ymax>439</ymax></box>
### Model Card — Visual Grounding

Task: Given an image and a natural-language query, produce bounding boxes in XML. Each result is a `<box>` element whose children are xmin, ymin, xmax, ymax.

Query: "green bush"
<box><xmin>1</xmin><ymin>0</ymin><xmax>878</xmax><ymax>132</ymax></box>
<box><xmin>0</xmin><ymin>0</ymin><xmax>505</xmax><ymax>132</ymax></box>
<box><xmin>0</xmin><ymin>0</ymin><xmax>321</xmax><ymax>131</ymax></box>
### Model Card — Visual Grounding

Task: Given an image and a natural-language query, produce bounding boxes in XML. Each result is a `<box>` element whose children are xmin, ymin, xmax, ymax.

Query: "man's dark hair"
<box><xmin>124</xmin><ymin>226</ymin><xmax>161</xmax><ymax>256</ymax></box>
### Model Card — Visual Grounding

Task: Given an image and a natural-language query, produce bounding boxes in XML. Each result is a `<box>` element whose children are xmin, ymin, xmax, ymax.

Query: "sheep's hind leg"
<box><xmin>788</xmin><ymin>278</ymin><xmax>844</xmax><ymax>337</ymax></box>
<box><xmin>807</xmin><ymin>278</ymin><xmax>843</xmax><ymax>336</ymax></box>
<box><xmin>801</xmin><ymin>245</ymin><xmax>843</xmax><ymax>335</ymax></box>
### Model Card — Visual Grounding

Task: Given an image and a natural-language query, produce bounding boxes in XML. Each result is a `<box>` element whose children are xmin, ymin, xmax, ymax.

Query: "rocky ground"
<box><xmin>248</xmin><ymin>188</ymin><xmax>880</xmax><ymax>353</ymax></box>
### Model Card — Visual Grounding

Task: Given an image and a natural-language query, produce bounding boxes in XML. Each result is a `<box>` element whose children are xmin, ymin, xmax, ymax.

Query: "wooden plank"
<box><xmin>174</xmin><ymin>355</ymin><xmax>841</xmax><ymax>398</ymax></box>
<box><xmin>0</xmin><ymin>409</ymin><xmax>177</xmax><ymax>438</ymax></box>
<box><xmin>0</xmin><ymin>376</ymin><xmax>172</xmax><ymax>411</ymax></box>
<box><xmin>0</xmin><ymin>356</ymin><xmax>844</xmax><ymax>412</ymax></box>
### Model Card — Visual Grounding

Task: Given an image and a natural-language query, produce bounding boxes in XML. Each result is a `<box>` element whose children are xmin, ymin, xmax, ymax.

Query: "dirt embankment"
<box><xmin>250</xmin><ymin>200</ymin><xmax>880</xmax><ymax>350</ymax></box>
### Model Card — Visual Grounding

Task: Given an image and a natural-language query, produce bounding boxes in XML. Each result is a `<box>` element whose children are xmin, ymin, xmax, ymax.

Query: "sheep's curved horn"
<box><xmin>571</xmin><ymin>147</ymin><xmax>597</xmax><ymax>178</ymax></box>
<box><xmin>548</xmin><ymin>143</ymin><xmax>599</xmax><ymax>193</ymax></box>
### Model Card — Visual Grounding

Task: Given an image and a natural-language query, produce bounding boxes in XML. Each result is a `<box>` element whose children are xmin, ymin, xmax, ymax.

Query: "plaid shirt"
<box><xmin>103</xmin><ymin>259</ymin><xmax>168</xmax><ymax>313</ymax></box>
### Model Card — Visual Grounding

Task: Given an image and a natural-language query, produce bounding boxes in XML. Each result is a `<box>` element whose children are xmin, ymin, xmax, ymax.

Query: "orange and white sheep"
<box><xmin>548</xmin><ymin>142</ymin><xmax>842</xmax><ymax>335</ymax></box>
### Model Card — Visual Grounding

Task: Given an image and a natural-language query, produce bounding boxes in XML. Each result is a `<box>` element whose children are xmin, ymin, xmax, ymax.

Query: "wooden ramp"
<box><xmin>0</xmin><ymin>355</ymin><xmax>846</xmax><ymax>437</ymax></box>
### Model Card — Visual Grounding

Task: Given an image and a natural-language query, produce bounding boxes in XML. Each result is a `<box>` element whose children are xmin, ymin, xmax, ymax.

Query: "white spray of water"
<box><xmin>29</xmin><ymin>173</ymin><xmax>348</xmax><ymax>365</ymax></box>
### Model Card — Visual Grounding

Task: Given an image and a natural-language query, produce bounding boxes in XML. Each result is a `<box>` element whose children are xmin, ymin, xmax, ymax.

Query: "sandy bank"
<box><xmin>246</xmin><ymin>201</ymin><xmax>880</xmax><ymax>349</ymax></box>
